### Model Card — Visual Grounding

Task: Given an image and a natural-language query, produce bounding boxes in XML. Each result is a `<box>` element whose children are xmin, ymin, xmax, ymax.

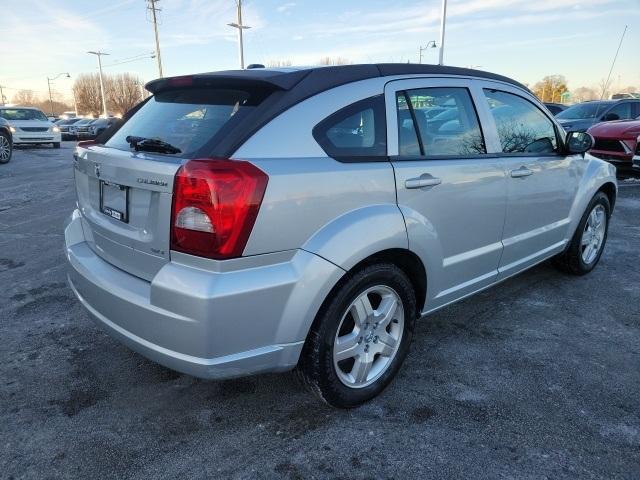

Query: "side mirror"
<box><xmin>602</xmin><ymin>112</ymin><xmax>620</xmax><ymax>121</ymax></box>
<box><xmin>566</xmin><ymin>131</ymin><xmax>594</xmax><ymax>154</ymax></box>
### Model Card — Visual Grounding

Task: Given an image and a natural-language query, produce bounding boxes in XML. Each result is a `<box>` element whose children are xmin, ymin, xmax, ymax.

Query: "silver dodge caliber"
<box><xmin>65</xmin><ymin>64</ymin><xmax>617</xmax><ymax>407</ymax></box>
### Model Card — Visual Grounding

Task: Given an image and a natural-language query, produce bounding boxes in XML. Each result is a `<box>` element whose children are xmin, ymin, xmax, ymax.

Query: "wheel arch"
<box><xmin>302</xmin><ymin>247</ymin><xmax>427</xmax><ymax>349</ymax></box>
<box><xmin>598</xmin><ymin>181</ymin><xmax>617</xmax><ymax>212</ymax></box>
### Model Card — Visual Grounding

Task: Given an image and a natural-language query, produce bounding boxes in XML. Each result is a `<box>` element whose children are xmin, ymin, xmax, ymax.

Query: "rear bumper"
<box><xmin>64</xmin><ymin>210</ymin><xmax>344</xmax><ymax>379</ymax></box>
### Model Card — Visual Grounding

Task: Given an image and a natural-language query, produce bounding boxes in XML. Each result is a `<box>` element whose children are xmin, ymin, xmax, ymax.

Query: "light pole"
<box><xmin>438</xmin><ymin>0</ymin><xmax>448</xmax><ymax>65</ymax></box>
<box><xmin>419</xmin><ymin>41</ymin><xmax>437</xmax><ymax>64</ymax></box>
<box><xmin>46</xmin><ymin>72</ymin><xmax>70</xmax><ymax>117</ymax></box>
<box><xmin>87</xmin><ymin>51</ymin><xmax>109</xmax><ymax>118</ymax></box>
<box><xmin>228</xmin><ymin>0</ymin><xmax>251</xmax><ymax>69</ymax></box>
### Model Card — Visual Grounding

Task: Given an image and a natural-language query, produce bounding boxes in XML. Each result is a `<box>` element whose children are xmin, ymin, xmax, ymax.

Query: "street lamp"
<box><xmin>419</xmin><ymin>41</ymin><xmax>437</xmax><ymax>64</ymax></box>
<box><xmin>46</xmin><ymin>72</ymin><xmax>70</xmax><ymax>117</ymax></box>
<box><xmin>228</xmin><ymin>0</ymin><xmax>251</xmax><ymax>69</ymax></box>
<box><xmin>87</xmin><ymin>51</ymin><xmax>109</xmax><ymax>118</ymax></box>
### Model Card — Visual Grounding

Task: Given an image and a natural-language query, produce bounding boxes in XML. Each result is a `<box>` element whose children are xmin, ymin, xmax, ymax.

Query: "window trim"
<box><xmin>312</xmin><ymin>95</ymin><xmax>388</xmax><ymax>163</ymax></box>
<box><xmin>394</xmin><ymin>86</ymin><xmax>488</xmax><ymax>161</ymax></box>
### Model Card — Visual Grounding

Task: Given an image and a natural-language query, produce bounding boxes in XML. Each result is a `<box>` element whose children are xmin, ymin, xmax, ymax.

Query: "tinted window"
<box><xmin>605</xmin><ymin>102</ymin><xmax>632</xmax><ymax>120</ymax></box>
<box><xmin>313</xmin><ymin>95</ymin><xmax>386</xmax><ymax>161</ymax></box>
<box><xmin>105</xmin><ymin>88</ymin><xmax>262</xmax><ymax>157</ymax></box>
<box><xmin>397</xmin><ymin>87</ymin><xmax>486</xmax><ymax>157</ymax></box>
<box><xmin>484</xmin><ymin>89</ymin><xmax>558</xmax><ymax>154</ymax></box>
<box><xmin>556</xmin><ymin>102</ymin><xmax>613</xmax><ymax>120</ymax></box>
<box><xmin>0</xmin><ymin>108</ymin><xmax>48</xmax><ymax>121</ymax></box>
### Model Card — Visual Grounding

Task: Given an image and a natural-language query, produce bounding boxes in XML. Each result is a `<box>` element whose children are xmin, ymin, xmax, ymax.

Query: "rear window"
<box><xmin>105</xmin><ymin>88</ymin><xmax>261</xmax><ymax>157</ymax></box>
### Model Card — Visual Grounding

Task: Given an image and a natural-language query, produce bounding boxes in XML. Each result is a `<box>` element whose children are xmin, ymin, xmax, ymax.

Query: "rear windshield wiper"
<box><xmin>126</xmin><ymin>136</ymin><xmax>181</xmax><ymax>154</ymax></box>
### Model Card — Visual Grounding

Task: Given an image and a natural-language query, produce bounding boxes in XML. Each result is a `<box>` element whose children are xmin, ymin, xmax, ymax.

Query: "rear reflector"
<box><xmin>170</xmin><ymin>159</ymin><xmax>268</xmax><ymax>259</ymax></box>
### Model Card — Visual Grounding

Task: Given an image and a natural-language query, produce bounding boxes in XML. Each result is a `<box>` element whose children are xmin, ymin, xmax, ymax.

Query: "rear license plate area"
<box><xmin>100</xmin><ymin>181</ymin><xmax>129</xmax><ymax>223</ymax></box>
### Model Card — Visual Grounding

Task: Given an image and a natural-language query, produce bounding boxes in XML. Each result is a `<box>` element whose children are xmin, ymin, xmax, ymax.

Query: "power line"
<box><xmin>147</xmin><ymin>0</ymin><xmax>164</xmax><ymax>78</ymax></box>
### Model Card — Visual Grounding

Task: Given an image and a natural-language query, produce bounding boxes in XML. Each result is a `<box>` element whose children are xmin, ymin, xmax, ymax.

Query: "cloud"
<box><xmin>277</xmin><ymin>2</ymin><xmax>296</xmax><ymax>14</ymax></box>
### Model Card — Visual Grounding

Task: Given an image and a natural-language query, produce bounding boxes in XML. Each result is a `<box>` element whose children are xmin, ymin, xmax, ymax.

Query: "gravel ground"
<box><xmin>1</xmin><ymin>143</ymin><xmax>639</xmax><ymax>479</ymax></box>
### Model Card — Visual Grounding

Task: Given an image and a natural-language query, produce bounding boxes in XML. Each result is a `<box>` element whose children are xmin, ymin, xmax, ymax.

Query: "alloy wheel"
<box><xmin>581</xmin><ymin>204</ymin><xmax>606</xmax><ymax>264</ymax></box>
<box><xmin>0</xmin><ymin>135</ymin><xmax>10</xmax><ymax>162</ymax></box>
<box><xmin>332</xmin><ymin>285</ymin><xmax>404</xmax><ymax>389</ymax></box>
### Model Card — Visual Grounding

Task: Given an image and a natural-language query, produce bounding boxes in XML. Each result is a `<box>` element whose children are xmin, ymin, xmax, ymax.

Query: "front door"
<box><xmin>477</xmin><ymin>83</ymin><xmax>580</xmax><ymax>278</ymax></box>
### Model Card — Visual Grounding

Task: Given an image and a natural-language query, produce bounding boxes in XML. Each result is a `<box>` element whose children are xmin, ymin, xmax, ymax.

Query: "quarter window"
<box><xmin>397</xmin><ymin>87</ymin><xmax>486</xmax><ymax>157</ymax></box>
<box><xmin>312</xmin><ymin>95</ymin><xmax>386</xmax><ymax>161</ymax></box>
<box><xmin>484</xmin><ymin>89</ymin><xmax>558</xmax><ymax>154</ymax></box>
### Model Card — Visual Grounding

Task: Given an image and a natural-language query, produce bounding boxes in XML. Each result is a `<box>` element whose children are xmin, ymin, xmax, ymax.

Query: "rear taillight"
<box><xmin>170</xmin><ymin>159</ymin><xmax>268</xmax><ymax>259</ymax></box>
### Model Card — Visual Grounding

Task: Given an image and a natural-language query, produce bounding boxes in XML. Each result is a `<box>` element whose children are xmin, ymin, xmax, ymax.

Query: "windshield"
<box><xmin>105</xmin><ymin>87</ymin><xmax>262</xmax><ymax>157</ymax></box>
<box><xmin>556</xmin><ymin>103</ymin><xmax>612</xmax><ymax>120</ymax></box>
<box><xmin>0</xmin><ymin>108</ymin><xmax>49</xmax><ymax>121</ymax></box>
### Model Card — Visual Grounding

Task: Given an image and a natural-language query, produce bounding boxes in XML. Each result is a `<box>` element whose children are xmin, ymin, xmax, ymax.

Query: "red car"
<box><xmin>587</xmin><ymin>118</ymin><xmax>640</xmax><ymax>171</ymax></box>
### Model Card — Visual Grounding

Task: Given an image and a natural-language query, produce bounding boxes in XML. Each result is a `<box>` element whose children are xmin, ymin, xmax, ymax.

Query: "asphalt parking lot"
<box><xmin>1</xmin><ymin>143</ymin><xmax>639</xmax><ymax>479</ymax></box>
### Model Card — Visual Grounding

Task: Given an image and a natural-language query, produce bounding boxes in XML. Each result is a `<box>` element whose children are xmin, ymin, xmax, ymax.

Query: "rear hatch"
<box><xmin>73</xmin><ymin>82</ymin><xmax>277</xmax><ymax>280</ymax></box>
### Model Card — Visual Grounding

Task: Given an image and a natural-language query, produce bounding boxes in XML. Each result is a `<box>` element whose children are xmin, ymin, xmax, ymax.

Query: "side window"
<box><xmin>484</xmin><ymin>89</ymin><xmax>558</xmax><ymax>154</ymax></box>
<box><xmin>605</xmin><ymin>102</ymin><xmax>632</xmax><ymax>120</ymax></box>
<box><xmin>397</xmin><ymin>87</ymin><xmax>486</xmax><ymax>157</ymax></box>
<box><xmin>312</xmin><ymin>95</ymin><xmax>386</xmax><ymax>161</ymax></box>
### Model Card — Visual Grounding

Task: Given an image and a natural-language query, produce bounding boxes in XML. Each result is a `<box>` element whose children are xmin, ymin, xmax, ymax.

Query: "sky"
<box><xmin>1</xmin><ymin>0</ymin><xmax>639</xmax><ymax>104</ymax></box>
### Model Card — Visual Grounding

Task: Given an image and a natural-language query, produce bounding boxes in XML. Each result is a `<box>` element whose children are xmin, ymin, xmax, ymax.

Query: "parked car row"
<box><xmin>57</xmin><ymin>117</ymin><xmax>118</xmax><ymax>140</ymax></box>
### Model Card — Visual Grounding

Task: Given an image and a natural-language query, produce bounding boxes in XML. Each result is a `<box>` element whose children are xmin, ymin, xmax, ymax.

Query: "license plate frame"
<box><xmin>99</xmin><ymin>181</ymin><xmax>129</xmax><ymax>223</ymax></box>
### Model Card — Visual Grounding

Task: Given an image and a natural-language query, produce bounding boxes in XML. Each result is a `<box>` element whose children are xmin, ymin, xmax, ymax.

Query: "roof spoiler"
<box><xmin>145</xmin><ymin>69</ymin><xmax>311</xmax><ymax>94</ymax></box>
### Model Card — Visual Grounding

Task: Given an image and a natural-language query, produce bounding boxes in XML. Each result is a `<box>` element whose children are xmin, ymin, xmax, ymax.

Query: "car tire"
<box><xmin>554</xmin><ymin>191</ymin><xmax>610</xmax><ymax>275</ymax></box>
<box><xmin>0</xmin><ymin>132</ymin><xmax>12</xmax><ymax>163</ymax></box>
<box><xmin>52</xmin><ymin>142</ymin><xmax>61</xmax><ymax>149</ymax></box>
<box><xmin>297</xmin><ymin>263</ymin><xmax>417</xmax><ymax>408</ymax></box>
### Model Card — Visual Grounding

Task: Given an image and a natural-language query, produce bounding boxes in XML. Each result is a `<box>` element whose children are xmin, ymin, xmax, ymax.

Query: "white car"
<box><xmin>0</xmin><ymin>106</ymin><xmax>61</xmax><ymax>148</ymax></box>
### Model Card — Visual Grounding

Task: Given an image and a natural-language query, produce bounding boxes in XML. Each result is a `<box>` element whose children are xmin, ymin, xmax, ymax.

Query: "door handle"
<box><xmin>405</xmin><ymin>175</ymin><xmax>442</xmax><ymax>189</ymax></box>
<box><xmin>510</xmin><ymin>166</ymin><xmax>533</xmax><ymax>178</ymax></box>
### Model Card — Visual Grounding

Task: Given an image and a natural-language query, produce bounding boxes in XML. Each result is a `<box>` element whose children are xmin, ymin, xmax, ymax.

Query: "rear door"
<box><xmin>74</xmin><ymin>86</ymin><xmax>265</xmax><ymax>280</ymax></box>
<box><xmin>386</xmin><ymin>78</ymin><xmax>507</xmax><ymax>310</ymax></box>
<box><xmin>477</xmin><ymin>82</ymin><xmax>580</xmax><ymax>278</ymax></box>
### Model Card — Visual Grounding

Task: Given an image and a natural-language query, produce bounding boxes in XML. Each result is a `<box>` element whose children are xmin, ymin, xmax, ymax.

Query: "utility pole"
<box><xmin>228</xmin><ymin>0</ymin><xmax>251</xmax><ymax>69</ymax></box>
<box><xmin>438</xmin><ymin>0</ymin><xmax>448</xmax><ymax>65</ymax></box>
<box><xmin>46</xmin><ymin>72</ymin><xmax>70</xmax><ymax>117</ymax></box>
<box><xmin>419</xmin><ymin>41</ymin><xmax>437</xmax><ymax>64</ymax></box>
<box><xmin>147</xmin><ymin>0</ymin><xmax>164</xmax><ymax>78</ymax></box>
<box><xmin>87</xmin><ymin>51</ymin><xmax>109</xmax><ymax>118</ymax></box>
<box><xmin>0</xmin><ymin>85</ymin><xmax>6</xmax><ymax>105</ymax></box>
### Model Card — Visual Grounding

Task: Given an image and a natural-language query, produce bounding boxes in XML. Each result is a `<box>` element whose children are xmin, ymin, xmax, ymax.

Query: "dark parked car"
<box><xmin>0</xmin><ymin>117</ymin><xmax>12</xmax><ymax>163</ymax></box>
<box><xmin>544</xmin><ymin>102</ymin><xmax>567</xmax><ymax>116</ymax></box>
<box><xmin>88</xmin><ymin>117</ymin><xmax>118</xmax><ymax>138</ymax></box>
<box><xmin>67</xmin><ymin>118</ymin><xmax>95</xmax><ymax>140</ymax></box>
<box><xmin>56</xmin><ymin>118</ymin><xmax>83</xmax><ymax>140</ymax></box>
<box><xmin>556</xmin><ymin>99</ymin><xmax>640</xmax><ymax>132</ymax></box>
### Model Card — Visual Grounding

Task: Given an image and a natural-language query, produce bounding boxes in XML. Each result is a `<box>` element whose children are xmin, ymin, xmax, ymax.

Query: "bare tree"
<box><xmin>108</xmin><ymin>73</ymin><xmax>143</xmax><ymax>116</ymax></box>
<box><xmin>73</xmin><ymin>74</ymin><xmax>103</xmax><ymax>117</ymax></box>
<box><xmin>597</xmin><ymin>78</ymin><xmax>611</xmax><ymax>100</ymax></box>
<box><xmin>532</xmin><ymin>75</ymin><xmax>569</xmax><ymax>103</ymax></box>
<box><xmin>318</xmin><ymin>56</ymin><xmax>351</xmax><ymax>66</ymax></box>
<box><xmin>267</xmin><ymin>59</ymin><xmax>293</xmax><ymax>67</ymax></box>
<box><xmin>12</xmin><ymin>89</ymin><xmax>39</xmax><ymax>106</ymax></box>
<box><xmin>571</xmin><ymin>86</ymin><xmax>598</xmax><ymax>103</ymax></box>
